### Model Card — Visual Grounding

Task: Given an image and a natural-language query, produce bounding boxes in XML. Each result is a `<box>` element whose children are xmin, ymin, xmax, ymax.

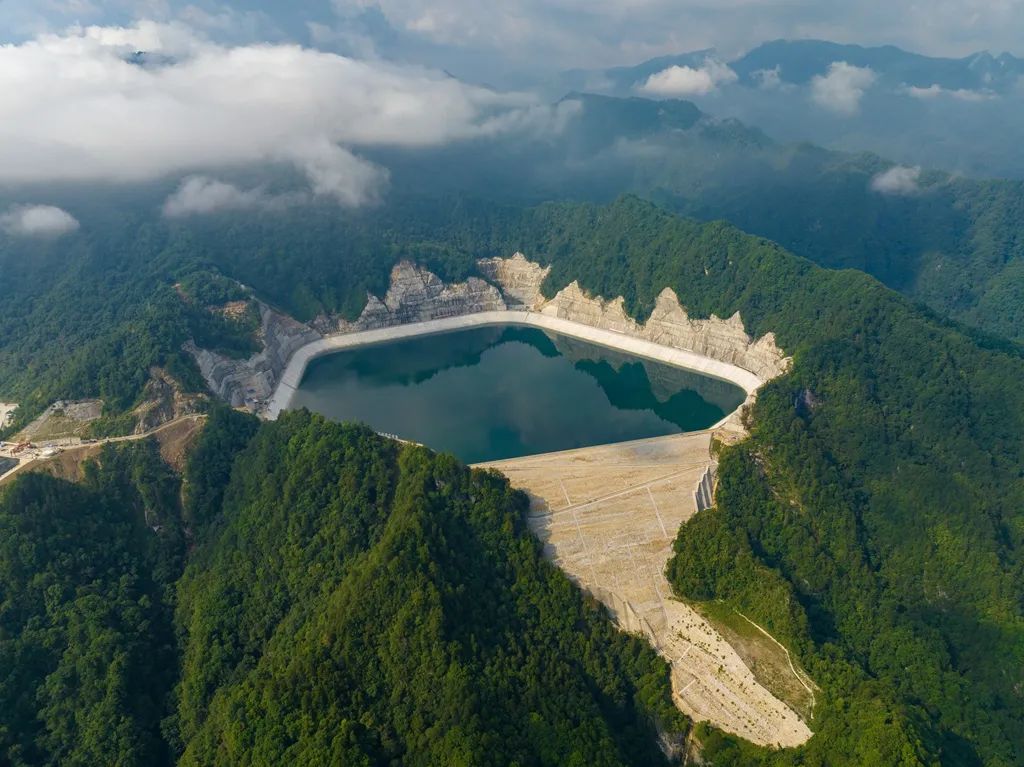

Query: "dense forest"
<box><xmin>0</xmin><ymin>408</ymin><xmax>687</xmax><ymax>765</ymax></box>
<box><xmin>1</xmin><ymin>191</ymin><xmax>1023</xmax><ymax>764</ymax></box>
<box><xmin>0</xmin><ymin>441</ymin><xmax>184</xmax><ymax>766</ymax></box>
<box><xmin>510</xmin><ymin>198</ymin><xmax>1024</xmax><ymax>765</ymax></box>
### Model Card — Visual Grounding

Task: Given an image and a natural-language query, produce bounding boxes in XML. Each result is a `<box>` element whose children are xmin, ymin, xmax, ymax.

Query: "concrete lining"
<box><xmin>265</xmin><ymin>310</ymin><xmax>764</xmax><ymax>419</ymax></box>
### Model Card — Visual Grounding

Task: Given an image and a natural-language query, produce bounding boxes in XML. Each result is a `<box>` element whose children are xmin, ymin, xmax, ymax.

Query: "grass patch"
<box><xmin>695</xmin><ymin>600</ymin><xmax>816</xmax><ymax>722</ymax></box>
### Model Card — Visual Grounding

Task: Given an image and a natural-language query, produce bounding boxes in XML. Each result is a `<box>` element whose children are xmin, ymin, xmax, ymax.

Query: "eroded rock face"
<box><xmin>187</xmin><ymin>305</ymin><xmax>320</xmax><ymax>408</ymax></box>
<box><xmin>479</xmin><ymin>254</ymin><xmax>789</xmax><ymax>382</ymax></box>
<box><xmin>190</xmin><ymin>264</ymin><xmax>505</xmax><ymax>409</ymax></box>
<box><xmin>345</xmin><ymin>261</ymin><xmax>506</xmax><ymax>330</ymax></box>
<box><xmin>132</xmin><ymin>368</ymin><xmax>204</xmax><ymax>434</ymax></box>
<box><xmin>538</xmin><ymin>283</ymin><xmax>788</xmax><ymax>382</ymax></box>
<box><xmin>477</xmin><ymin>252</ymin><xmax>550</xmax><ymax>308</ymax></box>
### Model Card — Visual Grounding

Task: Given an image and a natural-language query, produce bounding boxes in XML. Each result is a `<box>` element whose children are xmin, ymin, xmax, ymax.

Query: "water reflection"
<box><xmin>290</xmin><ymin>326</ymin><xmax>745</xmax><ymax>463</ymax></box>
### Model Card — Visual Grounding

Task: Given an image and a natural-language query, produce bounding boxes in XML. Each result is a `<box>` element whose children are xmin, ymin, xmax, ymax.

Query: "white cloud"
<box><xmin>810</xmin><ymin>61</ymin><xmax>876</xmax><ymax>115</ymax></box>
<box><xmin>284</xmin><ymin>140</ymin><xmax>389</xmax><ymax>207</ymax></box>
<box><xmin>870</xmin><ymin>165</ymin><xmax>922</xmax><ymax>195</ymax></box>
<box><xmin>0</xmin><ymin>205</ymin><xmax>80</xmax><ymax>237</ymax></box>
<box><xmin>639</xmin><ymin>58</ymin><xmax>737</xmax><ymax>97</ymax></box>
<box><xmin>0</xmin><ymin>21</ymin><xmax>556</xmax><ymax>206</ymax></box>
<box><xmin>902</xmin><ymin>83</ymin><xmax>992</xmax><ymax>102</ymax></box>
<box><xmin>162</xmin><ymin>176</ymin><xmax>310</xmax><ymax>217</ymax></box>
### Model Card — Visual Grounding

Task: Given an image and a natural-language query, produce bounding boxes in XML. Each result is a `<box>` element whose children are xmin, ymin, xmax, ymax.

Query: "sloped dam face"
<box><xmin>287</xmin><ymin>326</ymin><xmax>745</xmax><ymax>463</ymax></box>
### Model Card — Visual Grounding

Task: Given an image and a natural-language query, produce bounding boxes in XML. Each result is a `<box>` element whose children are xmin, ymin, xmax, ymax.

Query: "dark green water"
<box><xmin>289</xmin><ymin>326</ymin><xmax>745</xmax><ymax>463</ymax></box>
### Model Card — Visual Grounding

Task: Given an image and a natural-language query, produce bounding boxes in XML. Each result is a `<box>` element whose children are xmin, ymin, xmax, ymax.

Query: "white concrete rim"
<box><xmin>264</xmin><ymin>310</ymin><xmax>763</xmax><ymax>421</ymax></box>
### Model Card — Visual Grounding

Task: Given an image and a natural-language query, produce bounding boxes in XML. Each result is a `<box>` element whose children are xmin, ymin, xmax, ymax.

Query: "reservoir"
<box><xmin>288</xmin><ymin>326</ymin><xmax>746</xmax><ymax>463</ymax></box>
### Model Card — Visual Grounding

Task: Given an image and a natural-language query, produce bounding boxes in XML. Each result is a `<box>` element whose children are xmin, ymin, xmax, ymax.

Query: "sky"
<box><xmin>0</xmin><ymin>0</ymin><xmax>1020</xmax><ymax>227</ymax></box>
<box><xmin>1</xmin><ymin>0</ymin><xmax>1022</xmax><ymax>80</ymax></box>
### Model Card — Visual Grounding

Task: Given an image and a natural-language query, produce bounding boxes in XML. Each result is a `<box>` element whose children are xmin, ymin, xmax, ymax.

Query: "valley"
<box><xmin>179</xmin><ymin>250</ymin><xmax>809</xmax><ymax>742</ymax></box>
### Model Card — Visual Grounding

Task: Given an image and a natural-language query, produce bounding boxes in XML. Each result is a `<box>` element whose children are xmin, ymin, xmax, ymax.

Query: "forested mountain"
<box><xmin>0</xmin><ymin>408</ymin><xmax>685</xmax><ymax>766</ymax></box>
<box><xmin>561</xmin><ymin>40</ymin><xmax>1024</xmax><ymax>98</ymax></box>
<box><xmin>2</xmin><ymin>196</ymin><xmax>1023</xmax><ymax>764</ymax></box>
<box><xmin>3</xmin><ymin>89</ymin><xmax>1024</xmax><ymax>435</ymax></box>
<box><xmin>380</xmin><ymin>94</ymin><xmax>1024</xmax><ymax>345</ymax></box>
<box><xmin>517</xmin><ymin>198</ymin><xmax>1024</xmax><ymax>765</ymax></box>
<box><xmin>4</xmin><ymin>123</ymin><xmax>1023</xmax><ymax>436</ymax></box>
<box><xmin>0</xmin><ymin>441</ymin><xmax>184</xmax><ymax>765</ymax></box>
<box><xmin>732</xmin><ymin>40</ymin><xmax>1024</xmax><ymax>92</ymax></box>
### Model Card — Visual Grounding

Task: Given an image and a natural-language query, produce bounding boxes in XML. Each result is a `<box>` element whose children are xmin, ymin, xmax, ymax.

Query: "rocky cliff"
<box><xmin>188</xmin><ymin>254</ymin><xmax>789</xmax><ymax>413</ymax></box>
<box><xmin>315</xmin><ymin>261</ymin><xmax>506</xmax><ymax>334</ymax></box>
<box><xmin>479</xmin><ymin>253</ymin><xmax>788</xmax><ymax>381</ymax></box>
<box><xmin>187</xmin><ymin>304</ymin><xmax>320</xmax><ymax>408</ymax></box>
<box><xmin>477</xmin><ymin>253</ymin><xmax>550</xmax><ymax>308</ymax></box>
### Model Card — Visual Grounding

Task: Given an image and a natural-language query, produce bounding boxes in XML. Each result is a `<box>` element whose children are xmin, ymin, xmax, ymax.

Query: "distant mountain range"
<box><xmin>556</xmin><ymin>39</ymin><xmax>1024</xmax><ymax>96</ymax></box>
<box><xmin>731</xmin><ymin>39</ymin><xmax>1024</xmax><ymax>91</ymax></box>
<box><xmin>546</xmin><ymin>39</ymin><xmax>1024</xmax><ymax>181</ymax></box>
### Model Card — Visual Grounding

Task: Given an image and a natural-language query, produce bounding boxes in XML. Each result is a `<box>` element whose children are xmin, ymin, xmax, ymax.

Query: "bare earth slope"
<box><xmin>477</xmin><ymin>433</ymin><xmax>811</xmax><ymax>747</ymax></box>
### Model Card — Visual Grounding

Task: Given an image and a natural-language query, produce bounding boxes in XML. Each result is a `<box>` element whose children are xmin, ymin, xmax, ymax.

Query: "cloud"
<box><xmin>751</xmin><ymin>66</ymin><xmax>784</xmax><ymax>90</ymax></box>
<box><xmin>6</xmin><ymin>1</ymin><xmax>1024</xmax><ymax>79</ymax></box>
<box><xmin>902</xmin><ymin>83</ymin><xmax>992</xmax><ymax>102</ymax></box>
<box><xmin>0</xmin><ymin>205</ymin><xmax>80</xmax><ymax>237</ymax></box>
<box><xmin>870</xmin><ymin>165</ymin><xmax>922</xmax><ymax>195</ymax></box>
<box><xmin>810</xmin><ymin>62</ymin><xmax>876</xmax><ymax>115</ymax></box>
<box><xmin>0</xmin><ymin>21</ymin><xmax>556</xmax><ymax>206</ymax></box>
<box><xmin>162</xmin><ymin>176</ymin><xmax>310</xmax><ymax>217</ymax></box>
<box><xmin>639</xmin><ymin>58</ymin><xmax>737</xmax><ymax>97</ymax></box>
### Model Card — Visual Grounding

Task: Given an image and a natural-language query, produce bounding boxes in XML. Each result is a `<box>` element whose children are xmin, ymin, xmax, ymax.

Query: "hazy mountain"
<box><xmin>733</xmin><ymin>39</ymin><xmax>1024</xmax><ymax>92</ymax></box>
<box><xmin>553</xmin><ymin>39</ymin><xmax>1024</xmax><ymax>179</ymax></box>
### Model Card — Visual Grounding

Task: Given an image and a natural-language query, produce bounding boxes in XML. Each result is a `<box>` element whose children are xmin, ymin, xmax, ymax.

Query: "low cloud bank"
<box><xmin>0</xmin><ymin>21</ymin><xmax>561</xmax><ymax>207</ymax></box>
<box><xmin>0</xmin><ymin>205</ymin><xmax>80</xmax><ymax>237</ymax></box>
<box><xmin>811</xmin><ymin>62</ymin><xmax>876</xmax><ymax>115</ymax></box>
<box><xmin>903</xmin><ymin>83</ymin><xmax>991</xmax><ymax>102</ymax></box>
<box><xmin>162</xmin><ymin>176</ymin><xmax>314</xmax><ymax>217</ymax></box>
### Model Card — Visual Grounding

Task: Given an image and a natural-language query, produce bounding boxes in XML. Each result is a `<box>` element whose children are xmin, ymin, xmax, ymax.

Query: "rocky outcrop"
<box><xmin>317</xmin><ymin>262</ymin><xmax>507</xmax><ymax>334</ymax></box>
<box><xmin>479</xmin><ymin>253</ymin><xmax>788</xmax><ymax>381</ymax></box>
<box><xmin>132</xmin><ymin>368</ymin><xmax>204</xmax><ymax>433</ymax></box>
<box><xmin>187</xmin><ymin>304</ymin><xmax>320</xmax><ymax>408</ymax></box>
<box><xmin>189</xmin><ymin>263</ymin><xmax>505</xmax><ymax>409</ymax></box>
<box><xmin>538</xmin><ymin>282</ymin><xmax>788</xmax><ymax>382</ymax></box>
<box><xmin>693</xmin><ymin>464</ymin><xmax>716</xmax><ymax>512</ymax></box>
<box><xmin>477</xmin><ymin>253</ymin><xmax>550</xmax><ymax>308</ymax></box>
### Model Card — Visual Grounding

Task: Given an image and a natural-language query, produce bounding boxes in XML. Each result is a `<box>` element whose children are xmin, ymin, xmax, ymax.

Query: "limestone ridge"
<box><xmin>187</xmin><ymin>254</ymin><xmax>790</xmax><ymax>412</ymax></box>
<box><xmin>479</xmin><ymin>253</ymin><xmax>788</xmax><ymax>381</ymax></box>
<box><xmin>316</xmin><ymin>261</ymin><xmax>506</xmax><ymax>333</ymax></box>
<box><xmin>476</xmin><ymin>253</ymin><xmax>550</xmax><ymax>308</ymax></box>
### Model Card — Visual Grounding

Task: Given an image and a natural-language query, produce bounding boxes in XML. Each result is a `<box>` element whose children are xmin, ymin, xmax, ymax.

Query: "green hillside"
<box><xmin>1</xmin><ymin>196</ymin><xmax>1022</xmax><ymax>764</ymax></box>
<box><xmin>0</xmin><ymin>409</ymin><xmax>685</xmax><ymax>766</ymax></box>
<box><xmin>515</xmin><ymin>197</ymin><xmax>1024</xmax><ymax>765</ymax></box>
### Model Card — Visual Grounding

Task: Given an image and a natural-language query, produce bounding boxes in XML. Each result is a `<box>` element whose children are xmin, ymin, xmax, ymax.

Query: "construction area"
<box><xmin>0</xmin><ymin>414</ymin><xmax>205</xmax><ymax>486</ymax></box>
<box><xmin>476</xmin><ymin>431</ymin><xmax>812</xmax><ymax>748</ymax></box>
<box><xmin>11</xmin><ymin>399</ymin><xmax>103</xmax><ymax>443</ymax></box>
